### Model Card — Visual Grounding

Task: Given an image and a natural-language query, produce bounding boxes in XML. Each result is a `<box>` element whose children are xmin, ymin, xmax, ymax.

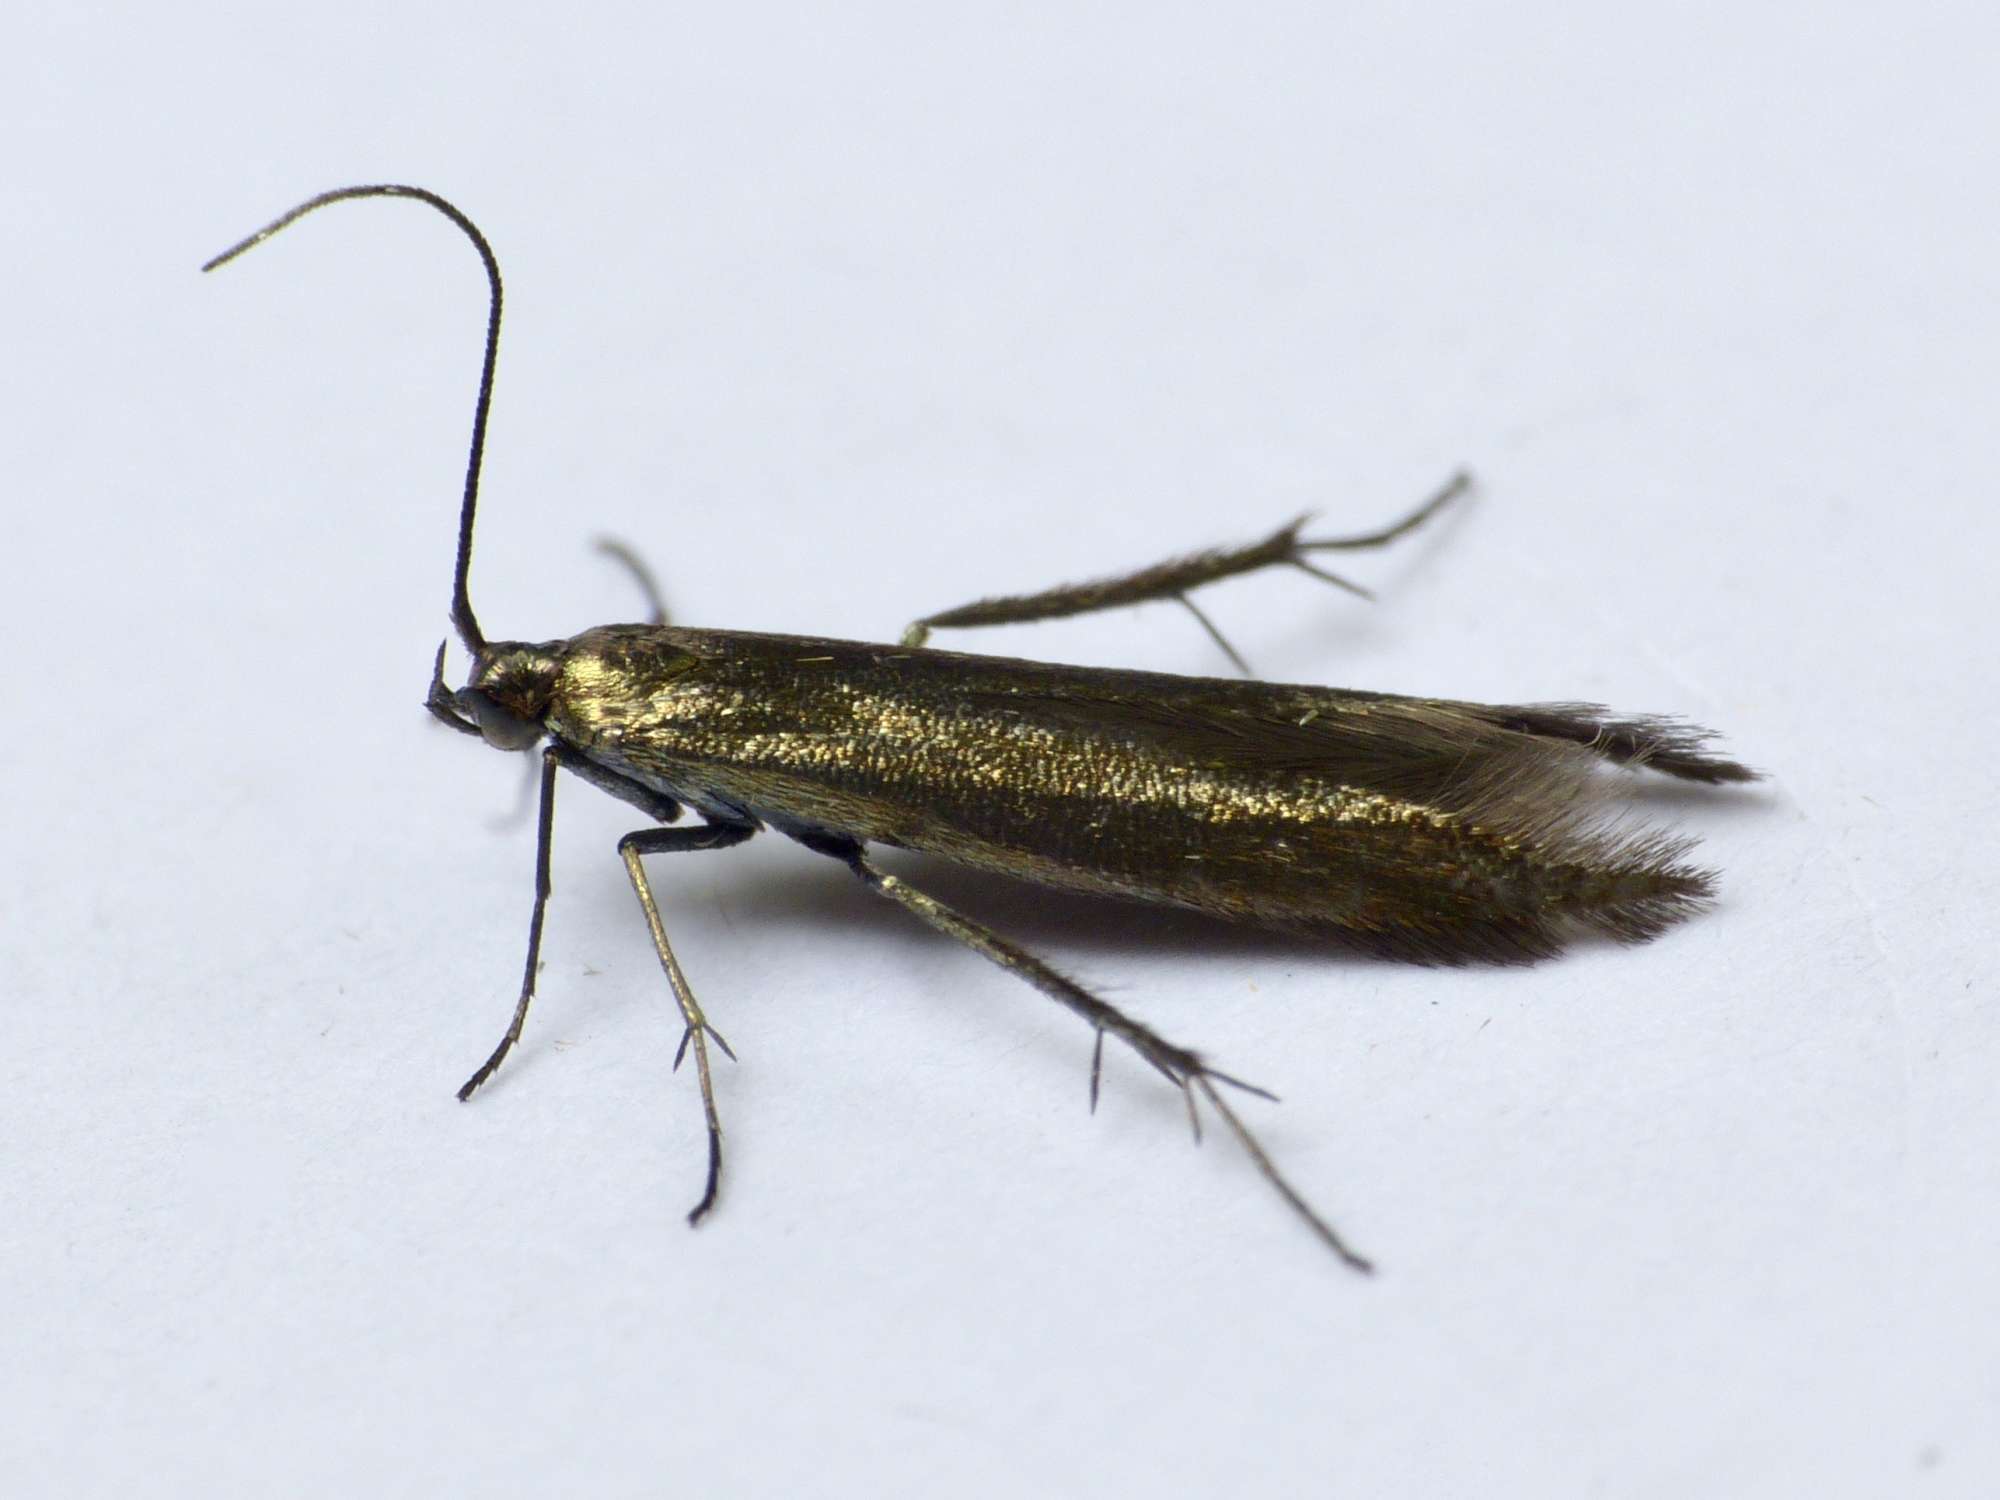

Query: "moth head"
<box><xmin>428</xmin><ymin>639</ymin><xmax>561</xmax><ymax>751</ymax></box>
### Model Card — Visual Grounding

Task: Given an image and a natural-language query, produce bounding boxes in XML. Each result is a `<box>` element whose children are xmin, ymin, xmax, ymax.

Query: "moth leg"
<box><xmin>620</xmin><ymin>820</ymin><xmax>758</xmax><ymax>1225</ymax></box>
<box><xmin>899</xmin><ymin>469</ymin><xmax>1469</xmax><ymax>675</ymax></box>
<box><xmin>457</xmin><ymin>746</ymin><xmax>688</xmax><ymax>1103</ymax></box>
<box><xmin>450</xmin><ymin>740</ymin><xmax>740</xmax><ymax>1160</ymax></box>
<box><xmin>799</xmin><ymin>834</ymin><xmax>1373</xmax><ymax>1272</ymax></box>
<box><xmin>596</xmin><ymin>537</ymin><xmax>670</xmax><ymax>625</ymax></box>
<box><xmin>1173</xmin><ymin>593</ymin><xmax>1251</xmax><ymax>676</ymax></box>
<box><xmin>457</xmin><ymin>746</ymin><xmax>566</xmax><ymax>1102</ymax></box>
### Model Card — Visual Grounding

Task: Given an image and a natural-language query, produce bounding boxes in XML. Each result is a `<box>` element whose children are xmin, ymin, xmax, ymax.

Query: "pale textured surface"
<box><xmin>5</xmin><ymin>5</ymin><xmax>1995</xmax><ymax>1497</ymax></box>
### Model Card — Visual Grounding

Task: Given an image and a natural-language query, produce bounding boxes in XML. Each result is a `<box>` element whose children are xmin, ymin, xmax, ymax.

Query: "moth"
<box><xmin>206</xmin><ymin>185</ymin><xmax>1754</xmax><ymax>1272</ymax></box>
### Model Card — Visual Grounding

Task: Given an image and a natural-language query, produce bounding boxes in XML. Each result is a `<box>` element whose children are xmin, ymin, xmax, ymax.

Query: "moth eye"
<box><xmin>459</xmin><ymin>689</ymin><xmax>542</xmax><ymax>751</ymax></box>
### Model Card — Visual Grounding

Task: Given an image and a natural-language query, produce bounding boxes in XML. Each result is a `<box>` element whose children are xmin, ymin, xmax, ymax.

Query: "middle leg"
<box><xmin>620</xmin><ymin>819</ymin><xmax>758</xmax><ymax>1225</ymax></box>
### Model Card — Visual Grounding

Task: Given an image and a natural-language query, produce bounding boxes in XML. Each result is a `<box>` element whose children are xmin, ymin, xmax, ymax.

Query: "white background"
<box><xmin>6</xmin><ymin>4</ymin><xmax>1994</xmax><ymax>1495</ymax></box>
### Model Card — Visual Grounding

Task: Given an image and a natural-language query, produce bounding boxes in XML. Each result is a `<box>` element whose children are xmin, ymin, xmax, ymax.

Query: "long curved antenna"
<box><xmin>203</xmin><ymin>184</ymin><xmax>501</xmax><ymax>656</ymax></box>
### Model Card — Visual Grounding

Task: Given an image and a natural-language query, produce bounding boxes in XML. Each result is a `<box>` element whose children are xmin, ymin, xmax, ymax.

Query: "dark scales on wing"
<box><xmin>544</xmin><ymin>625</ymin><xmax>1753</xmax><ymax>964</ymax></box>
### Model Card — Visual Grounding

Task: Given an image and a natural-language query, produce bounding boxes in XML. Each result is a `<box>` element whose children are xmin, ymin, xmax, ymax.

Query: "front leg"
<box><xmin>456</xmin><ymin>744</ymin><xmax>686</xmax><ymax>1100</ymax></box>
